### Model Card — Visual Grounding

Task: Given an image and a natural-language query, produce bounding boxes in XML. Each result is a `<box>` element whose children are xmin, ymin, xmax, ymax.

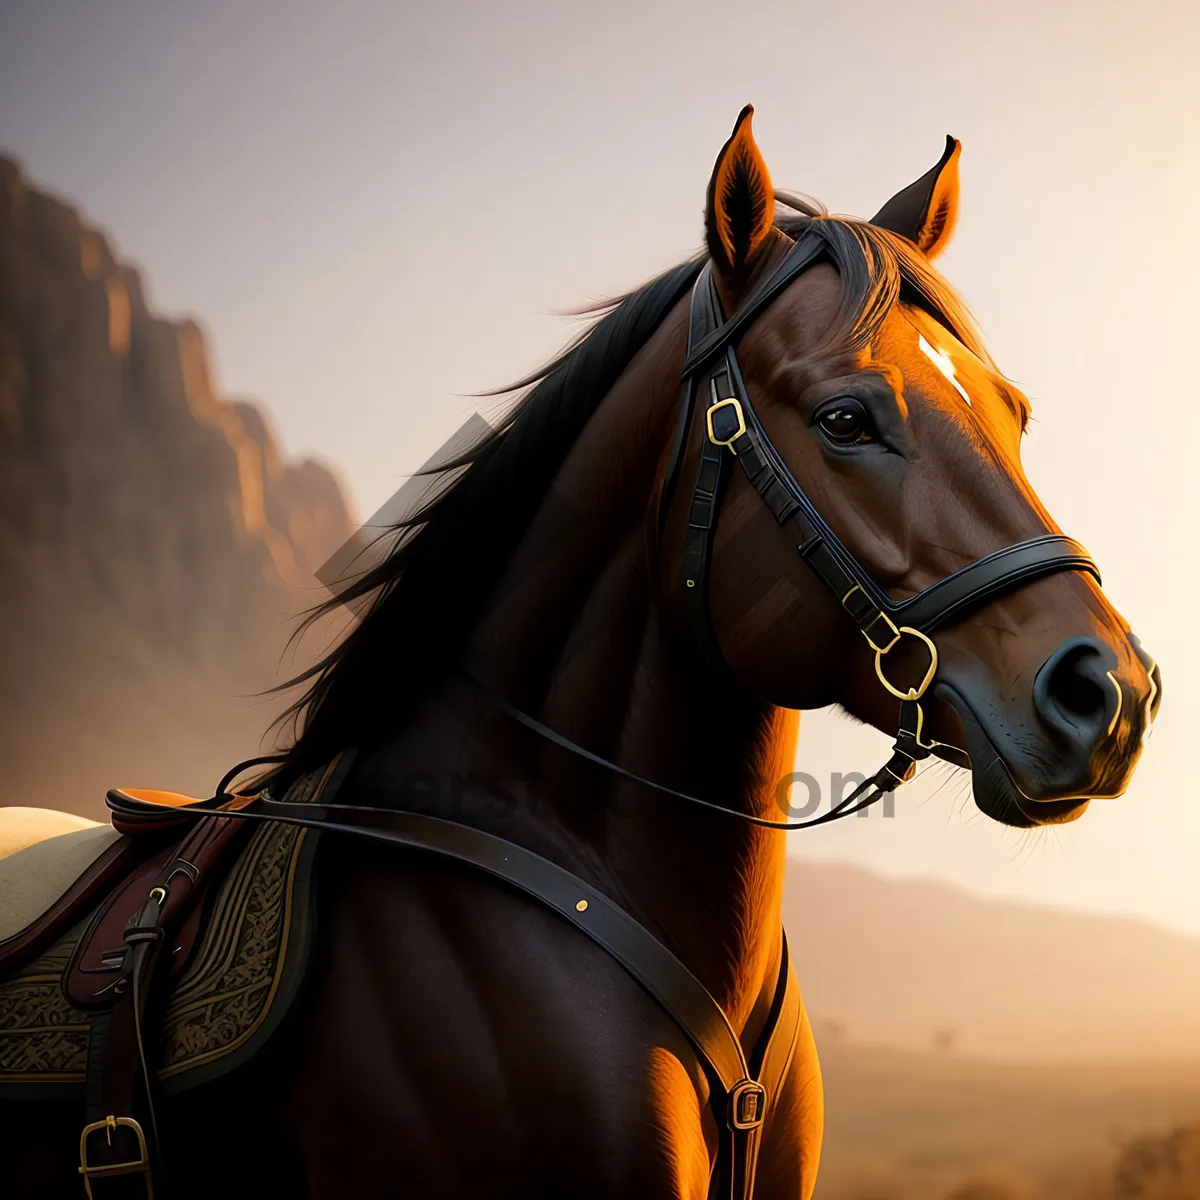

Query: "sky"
<box><xmin>2</xmin><ymin>0</ymin><xmax>1198</xmax><ymax>930</ymax></box>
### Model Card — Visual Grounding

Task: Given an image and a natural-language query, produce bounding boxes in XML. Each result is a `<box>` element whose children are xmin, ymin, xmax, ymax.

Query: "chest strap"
<box><xmin>107</xmin><ymin>785</ymin><xmax>803</xmax><ymax>1199</ymax></box>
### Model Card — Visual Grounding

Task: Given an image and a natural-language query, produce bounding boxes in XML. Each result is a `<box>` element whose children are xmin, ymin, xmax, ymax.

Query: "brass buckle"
<box><xmin>874</xmin><ymin>626</ymin><xmax>938</xmax><ymax>701</ymax></box>
<box><xmin>727</xmin><ymin>1078</ymin><xmax>767</xmax><ymax>1131</ymax></box>
<box><xmin>79</xmin><ymin>1115</ymin><xmax>154</xmax><ymax>1200</ymax></box>
<box><xmin>706</xmin><ymin>397</ymin><xmax>747</xmax><ymax>452</ymax></box>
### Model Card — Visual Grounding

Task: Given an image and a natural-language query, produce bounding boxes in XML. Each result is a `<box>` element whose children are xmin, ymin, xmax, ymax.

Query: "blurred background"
<box><xmin>2</xmin><ymin>2</ymin><xmax>1198</xmax><ymax>1195</ymax></box>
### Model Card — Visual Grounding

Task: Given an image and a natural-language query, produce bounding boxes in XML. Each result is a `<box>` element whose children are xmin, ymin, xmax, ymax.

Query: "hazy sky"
<box><xmin>2</xmin><ymin>1</ymin><xmax>1198</xmax><ymax>930</ymax></box>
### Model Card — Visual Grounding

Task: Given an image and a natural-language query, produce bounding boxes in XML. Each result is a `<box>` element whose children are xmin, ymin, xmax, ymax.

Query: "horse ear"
<box><xmin>871</xmin><ymin>136</ymin><xmax>961</xmax><ymax>259</ymax></box>
<box><xmin>705</xmin><ymin>106</ymin><xmax>775</xmax><ymax>278</ymax></box>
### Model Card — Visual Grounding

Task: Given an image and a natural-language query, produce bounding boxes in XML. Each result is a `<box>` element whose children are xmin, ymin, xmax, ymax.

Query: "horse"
<box><xmin>0</xmin><ymin>107</ymin><xmax>1160</xmax><ymax>1200</ymax></box>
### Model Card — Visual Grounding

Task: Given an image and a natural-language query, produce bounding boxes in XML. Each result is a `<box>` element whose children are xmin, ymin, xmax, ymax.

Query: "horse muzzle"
<box><xmin>933</xmin><ymin>632</ymin><xmax>1161</xmax><ymax>828</ymax></box>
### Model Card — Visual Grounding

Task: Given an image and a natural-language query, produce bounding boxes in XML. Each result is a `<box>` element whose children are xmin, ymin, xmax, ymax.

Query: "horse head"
<box><xmin>660</xmin><ymin>108</ymin><xmax>1159</xmax><ymax>827</ymax></box>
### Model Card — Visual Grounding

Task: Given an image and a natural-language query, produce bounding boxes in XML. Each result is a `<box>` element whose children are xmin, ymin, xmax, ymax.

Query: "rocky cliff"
<box><xmin>0</xmin><ymin>157</ymin><xmax>354</xmax><ymax>815</ymax></box>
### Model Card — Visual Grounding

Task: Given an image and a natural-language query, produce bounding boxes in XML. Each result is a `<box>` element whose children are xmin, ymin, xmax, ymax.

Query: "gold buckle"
<box><xmin>874</xmin><ymin>626</ymin><xmax>939</xmax><ymax>701</ymax></box>
<box><xmin>727</xmin><ymin>1079</ymin><xmax>766</xmax><ymax>1131</ymax></box>
<box><xmin>79</xmin><ymin>1116</ymin><xmax>154</xmax><ymax>1200</ymax></box>
<box><xmin>706</xmin><ymin>397</ymin><xmax>747</xmax><ymax>452</ymax></box>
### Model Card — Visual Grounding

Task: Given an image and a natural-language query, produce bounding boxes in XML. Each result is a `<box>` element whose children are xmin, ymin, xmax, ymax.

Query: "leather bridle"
<box><xmin>478</xmin><ymin>227</ymin><xmax>1101</xmax><ymax>828</ymax></box>
<box><xmin>662</xmin><ymin>227</ymin><xmax>1100</xmax><ymax>816</ymax></box>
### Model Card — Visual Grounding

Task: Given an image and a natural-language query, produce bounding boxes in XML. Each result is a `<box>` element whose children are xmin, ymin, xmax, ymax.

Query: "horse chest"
<box><xmin>283</xmin><ymin>863</ymin><xmax>815</xmax><ymax>1197</ymax></box>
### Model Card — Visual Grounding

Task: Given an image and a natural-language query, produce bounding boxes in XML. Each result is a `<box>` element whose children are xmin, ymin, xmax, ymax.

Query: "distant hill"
<box><xmin>814</xmin><ymin>1040</ymin><xmax>1200</xmax><ymax>1199</ymax></box>
<box><xmin>785</xmin><ymin>858</ymin><xmax>1200</xmax><ymax>1062</ymax></box>
<box><xmin>0</xmin><ymin>156</ymin><xmax>354</xmax><ymax>815</ymax></box>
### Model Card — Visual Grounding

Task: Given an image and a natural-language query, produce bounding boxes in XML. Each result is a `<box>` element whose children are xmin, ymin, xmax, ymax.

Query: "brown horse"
<box><xmin>3</xmin><ymin>110</ymin><xmax>1159</xmax><ymax>1199</ymax></box>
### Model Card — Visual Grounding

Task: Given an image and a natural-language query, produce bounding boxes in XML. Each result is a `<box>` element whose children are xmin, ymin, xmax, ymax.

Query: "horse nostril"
<box><xmin>1050</xmin><ymin>648</ymin><xmax>1107</xmax><ymax>720</ymax></box>
<box><xmin>1033</xmin><ymin>637</ymin><xmax>1116</xmax><ymax>736</ymax></box>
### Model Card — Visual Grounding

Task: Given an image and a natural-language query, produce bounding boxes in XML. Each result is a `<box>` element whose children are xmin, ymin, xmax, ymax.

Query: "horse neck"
<box><xmin>359</xmin><ymin>296</ymin><xmax>793</xmax><ymax>1022</ymax></box>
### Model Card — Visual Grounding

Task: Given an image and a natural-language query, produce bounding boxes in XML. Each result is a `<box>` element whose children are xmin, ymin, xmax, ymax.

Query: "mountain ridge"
<box><xmin>785</xmin><ymin>857</ymin><xmax>1200</xmax><ymax>1062</ymax></box>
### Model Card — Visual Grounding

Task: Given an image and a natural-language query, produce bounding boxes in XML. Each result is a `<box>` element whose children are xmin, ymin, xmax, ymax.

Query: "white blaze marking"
<box><xmin>919</xmin><ymin>333</ymin><xmax>973</xmax><ymax>408</ymax></box>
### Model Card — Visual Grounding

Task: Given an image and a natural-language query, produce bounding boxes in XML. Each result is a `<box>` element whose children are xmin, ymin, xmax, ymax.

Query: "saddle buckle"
<box><xmin>727</xmin><ymin>1078</ymin><xmax>767</xmax><ymax>1131</ymax></box>
<box><xmin>79</xmin><ymin>1115</ymin><xmax>154</xmax><ymax>1199</ymax></box>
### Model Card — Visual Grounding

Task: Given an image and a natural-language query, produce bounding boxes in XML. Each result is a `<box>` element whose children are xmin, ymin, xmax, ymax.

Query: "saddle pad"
<box><xmin>0</xmin><ymin>760</ymin><xmax>338</xmax><ymax>1098</ymax></box>
<box><xmin>0</xmin><ymin>807</ymin><xmax>106</xmax><ymax>861</ymax></box>
<box><xmin>0</xmin><ymin>818</ymin><xmax>122</xmax><ymax>942</ymax></box>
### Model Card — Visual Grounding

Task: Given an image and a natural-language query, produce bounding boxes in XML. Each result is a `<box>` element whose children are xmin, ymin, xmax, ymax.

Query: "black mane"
<box><xmin>273</xmin><ymin>208</ymin><xmax>986</xmax><ymax>782</ymax></box>
<box><xmin>272</xmin><ymin>255</ymin><xmax>706</xmax><ymax>780</ymax></box>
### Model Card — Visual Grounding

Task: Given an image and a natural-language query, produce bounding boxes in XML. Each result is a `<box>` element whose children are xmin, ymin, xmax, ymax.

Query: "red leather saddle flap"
<box><xmin>65</xmin><ymin>844</ymin><xmax>177</xmax><ymax>1007</ymax></box>
<box><xmin>64</xmin><ymin>804</ymin><xmax>256</xmax><ymax>1008</ymax></box>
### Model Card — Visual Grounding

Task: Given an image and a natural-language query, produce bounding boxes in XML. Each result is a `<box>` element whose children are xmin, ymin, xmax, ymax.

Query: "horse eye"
<box><xmin>816</xmin><ymin>400</ymin><xmax>872</xmax><ymax>445</ymax></box>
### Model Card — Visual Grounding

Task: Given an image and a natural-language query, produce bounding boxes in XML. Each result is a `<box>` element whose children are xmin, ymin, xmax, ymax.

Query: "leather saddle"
<box><xmin>0</xmin><ymin>756</ymin><xmax>350</xmax><ymax>1197</ymax></box>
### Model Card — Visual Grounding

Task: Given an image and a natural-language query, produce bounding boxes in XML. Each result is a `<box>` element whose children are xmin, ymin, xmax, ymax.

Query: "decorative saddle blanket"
<box><xmin>0</xmin><ymin>763</ymin><xmax>334</xmax><ymax>1099</ymax></box>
